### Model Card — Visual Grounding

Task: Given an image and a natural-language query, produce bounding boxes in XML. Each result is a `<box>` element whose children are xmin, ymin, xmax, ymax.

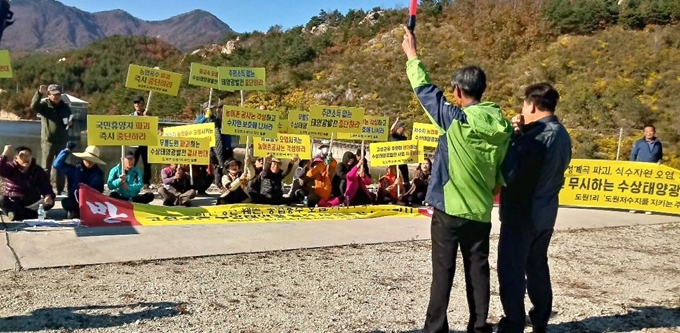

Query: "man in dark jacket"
<box><xmin>0</xmin><ymin>145</ymin><xmax>55</xmax><ymax>221</ymax></box>
<box><xmin>128</xmin><ymin>96</ymin><xmax>153</xmax><ymax>188</ymax></box>
<box><xmin>497</xmin><ymin>83</ymin><xmax>572</xmax><ymax>333</ymax></box>
<box><xmin>159</xmin><ymin>164</ymin><xmax>196</xmax><ymax>206</ymax></box>
<box><xmin>390</xmin><ymin>117</ymin><xmax>411</xmax><ymax>186</ymax></box>
<box><xmin>53</xmin><ymin>143</ymin><xmax>106</xmax><ymax>219</ymax></box>
<box><xmin>32</xmin><ymin>84</ymin><xmax>72</xmax><ymax>195</ymax></box>
<box><xmin>630</xmin><ymin>124</ymin><xmax>663</xmax><ymax>164</ymax></box>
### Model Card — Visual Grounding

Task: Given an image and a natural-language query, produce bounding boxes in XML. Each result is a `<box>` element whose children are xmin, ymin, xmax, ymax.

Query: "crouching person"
<box><xmin>0</xmin><ymin>145</ymin><xmax>55</xmax><ymax>221</ymax></box>
<box><xmin>107</xmin><ymin>154</ymin><xmax>155</xmax><ymax>204</ymax></box>
<box><xmin>159</xmin><ymin>164</ymin><xmax>196</xmax><ymax>207</ymax></box>
<box><xmin>217</xmin><ymin>156</ymin><xmax>256</xmax><ymax>205</ymax></box>
<box><xmin>53</xmin><ymin>143</ymin><xmax>106</xmax><ymax>218</ymax></box>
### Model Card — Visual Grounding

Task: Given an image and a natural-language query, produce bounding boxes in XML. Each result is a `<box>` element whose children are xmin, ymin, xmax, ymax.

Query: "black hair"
<box><xmin>643</xmin><ymin>124</ymin><xmax>656</xmax><ymax>131</ymax></box>
<box><xmin>15</xmin><ymin>146</ymin><xmax>31</xmax><ymax>154</ymax></box>
<box><xmin>524</xmin><ymin>83</ymin><xmax>560</xmax><ymax>112</ymax></box>
<box><xmin>451</xmin><ymin>65</ymin><xmax>487</xmax><ymax>101</ymax></box>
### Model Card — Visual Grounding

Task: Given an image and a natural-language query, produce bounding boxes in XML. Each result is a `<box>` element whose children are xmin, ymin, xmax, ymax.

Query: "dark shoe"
<box><xmin>66</xmin><ymin>211</ymin><xmax>78</xmax><ymax>219</ymax></box>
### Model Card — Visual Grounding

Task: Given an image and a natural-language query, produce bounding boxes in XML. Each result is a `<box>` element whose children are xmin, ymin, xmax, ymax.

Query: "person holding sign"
<box><xmin>159</xmin><ymin>165</ymin><xmax>196</xmax><ymax>207</ymax></box>
<box><xmin>401</xmin><ymin>158</ymin><xmax>432</xmax><ymax>207</ymax></box>
<box><xmin>390</xmin><ymin>118</ymin><xmax>411</xmax><ymax>186</ymax></box>
<box><xmin>128</xmin><ymin>96</ymin><xmax>153</xmax><ymax>189</ymax></box>
<box><xmin>377</xmin><ymin>165</ymin><xmax>405</xmax><ymax>205</ymax></box>
<box><xmin>402</xmin><ymin>26</ymin><xmax>513</xmax><ymax>333</ymax></box>
<box><xmin>32</xmin><ymin>84</ymin><xmax>72</xmax><ymax>196</ymax></box>
<box><xmin>255</xmin><ymin>155</ymin><xmax>297</xmax><ymax>205</ymax></box>
<box><xmin>496</xmin><ymin>83</ymin><xmax>572</xmax><ymax>333</ymax></box>
<box><xmin>306</xmin><ymin>157</ymin><xmax>340</xmax><ymax>207</ymax></box>
<box><xmin>53</xmin><ymin>143</ymin><xmax>106</xmax><ymax>219</ymax></box>
<box><xmin>217</xmin><ymin>157</ymin><xmax>256</xmax><ymax>205</ymax></box>
<box><xmin>107</xmin><ymin>154</ymin><xmax>155</xmax><ymax>204</ymax></box>
<box><xmin>0</xmin><ymin>145</ymin><xmax>55</xmax><ymax>221</ymax></box>
<box><xmin>345</xmin><ymin>154</ymin><xmax>374</xmax><ymax>206</ymax></box>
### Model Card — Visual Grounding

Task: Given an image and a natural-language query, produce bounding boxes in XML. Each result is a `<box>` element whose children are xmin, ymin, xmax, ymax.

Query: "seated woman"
<box><xmin>345</xmin><ymin>155</ymin><xmax>374</xmax><ymax>206</ymax></box>
<box><xmin>376</xmin><ymin>165</ymin><xmax>405</xmax><ymax>205</ymax></box>
<box><xmin>256</xmin><ymin>155</ymin><xmax>296</xmax><ymax>205</ymax></box>
<box><xmin>401</xmin><ymin>158</ymin><xmax>431</xmax><ymax>207</ymax></box>
<box><xmin>333</xmin><ymin>151</ymin><xmax>356</xmax><ymax>199</ymax></box>
<box><xmin>107</xmin><ymin>154</ymin><xmax>155</xmax><ymax>204</ymax></box>
<box><xmin>53</xmin><ymin>143</ymin><xmax>106</xmax><ymax>218</ymax></box>
<box><xmin>159</xmin><ymin>164</ymin><xmax>196</xmax><ymax>207</ymax></box>
<box><xmin>288</xmin><ymin>159</ymin><xmax>310</xmax><ymax>205</ymax></box>
<box><xmin>0</xmin><ymin>146</ymin><xmax>55</xmax><ymax>221</ymax></box>
<box><xmin>216</xmin><ymin>156</ymin><xmax>255</xmax><ymax>205</ymax></box>
<box><xmin>306</xmin><ymin>157</ymin><xmax>340</xmax><ymax>207</ymax></box>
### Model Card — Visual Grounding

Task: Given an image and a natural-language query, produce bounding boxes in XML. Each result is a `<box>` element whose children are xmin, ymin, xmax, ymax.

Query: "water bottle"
<box><xmin>303</xmin><ymin>196</ymin><xmax>308</xmax><ymax>207</ymax></box>
<box><xmin>37</xmin><ymin>204</ymin><xmax>45</xmax><ymax>221</ymax></box>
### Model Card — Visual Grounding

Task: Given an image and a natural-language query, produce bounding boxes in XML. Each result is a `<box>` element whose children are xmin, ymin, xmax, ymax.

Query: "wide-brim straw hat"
<box><xmin>73</xmin><ymin>145</ymin><xmax>106</xmax><ymax>165</ymax></box>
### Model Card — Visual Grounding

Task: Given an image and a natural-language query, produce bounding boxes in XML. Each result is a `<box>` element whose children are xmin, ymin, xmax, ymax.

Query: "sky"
<box><xmin>56</xmin><ymin>0</ymin><xmax>406</xmax><ymax>33</ymax></box>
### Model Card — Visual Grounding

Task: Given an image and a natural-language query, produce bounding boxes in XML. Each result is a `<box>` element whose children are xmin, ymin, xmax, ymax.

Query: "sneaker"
<box><xmin>645</xmin><ymin>211</ymin><xmax>652</xmax><ymax>215</ymax></box>
<box><xmin>629</xmin><ymin>210</ymin><xmax>637</xmax><ymax>213</ymax></box>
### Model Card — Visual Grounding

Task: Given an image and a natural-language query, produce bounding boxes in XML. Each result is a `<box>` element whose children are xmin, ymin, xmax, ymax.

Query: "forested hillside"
<box><xmin>1</xmin><ymin>0</ymin><xmax>679</xmax><ymax>167</ymax></box>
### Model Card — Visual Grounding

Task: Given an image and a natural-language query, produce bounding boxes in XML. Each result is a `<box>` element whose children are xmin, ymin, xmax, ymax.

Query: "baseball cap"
<box><xmin>47</xmin><ymin>84</ymin><xmax>62</xmax><ymax>95</ymax></box>
<box><xmin>133</xmin><ymin>96</ymin><xmax>145</xmax><ymax>103</ymax></box>
<box><xmin>125</xmin><ymin>154</ymin><xmax>135</xmax><ymax>159</ymax></box>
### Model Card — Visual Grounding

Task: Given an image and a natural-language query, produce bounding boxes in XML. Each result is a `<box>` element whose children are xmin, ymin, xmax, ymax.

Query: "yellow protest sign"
<box><xmin>308</xmin><ymin>105</ymin><xmax>365</xmax><ymax>136</ymax></box>
<box><xmin>125</xmin><ymin>64</ymin><xmax>182</xmax><ymax>96</ymax></box>
<box><xmin>279</xmin><ymin>119</ymin><xmax>289</xmax><ymax>133</ymax></box>
<box><xmin>218</xmin><ymin>67</ymin><xmax>266</xmax><ymax>91</ymax></box>
<box><xmin>87</xmin><ymin>115</ymin><xmax>158</xmax><ymax>146</ymax></box>
<box><xmin>221</xmin><ymin>106</ymin><xmax>279</xmax><ymax>139</ymax></box>
<box><xmin>188</xmin><ymin>63</ymin><xmax>220</xmax><ymax>90</ymax></box>
<box><xmin>412</xmin><ymin>122</ymin><xmax>440</xmax><ymax>148</ymax></box>
<box><xmin>369</xmin><ymin>140</ymin><xmax>421</xmax><ymax>167</ymax></box>
<box><xmin>0</xmin><ymin>50</ymin><xmax>12</xmax><ymax>79</ymax></box>
<box><xmin>560</xmin><ymin>159</ymin><xmax>680</xmax><ymax>216</ymax></box>
<box><xmin>288</xmin><ymin>110</ymin><xmax>327</xmax><ymax>138</ymax></box>
<box><xmin>148</xmin><ymin>137</ymin><xmax>210</xmax><ymax>165</ymax></box>
<box><xmin>337</xmin><ymin>116</ymin><xmax>389</xmax><ymax>142</ymax></box>
<box><xmin>162</xmin><ymin>123</ymin><xmax>216</xmax><ymax>147</ymax></box>
<box><xmin>253</xmin><ymin>134</ymin><xmax>312</xmax><ymax>160</ymax></box>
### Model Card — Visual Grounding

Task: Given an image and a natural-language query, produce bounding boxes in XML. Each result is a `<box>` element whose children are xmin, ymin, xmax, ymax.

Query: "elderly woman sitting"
<box><xmin>216</xmin><ymin>156</ymin><xmax>256</xmax><ymax>205</ymax></box>
<box><xmin>376</xmin><ymin>165</ymin><xmax>405</xmax><ymax>205</ymax></box>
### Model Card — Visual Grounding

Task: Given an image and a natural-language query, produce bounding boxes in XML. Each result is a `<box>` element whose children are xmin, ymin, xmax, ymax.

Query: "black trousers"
<box><xmin>497</xmin><ymin>225</ymin><xmax>554</xmax><ymax>332</ymax></box>
<box><xmin>128</xmin><ymin>146</ymin><xmax>151</xmax><ymax>186</ymax></box>
<box><xmin>61</xmin><ymin>197</ymin><xmax>78</xmax><ymax>217</ymax></box>
<box><xmin>110</xmin><ymin>192</ymin><xmax>155</xmax><ymax>204</ymax></box>
<box><xmin>0</xmin><ymin>195</ymin><xmax>55</xmax><ymax>221</ymax></box>
<box><xmin>424</xmin><ymin>209</ymin><xmax>492</xmax><ymax>333</ymax></box>
<box><xmin>41</xmin><ymin>141</ymin><xmax>66</xmax><ymax>193</ymax></box>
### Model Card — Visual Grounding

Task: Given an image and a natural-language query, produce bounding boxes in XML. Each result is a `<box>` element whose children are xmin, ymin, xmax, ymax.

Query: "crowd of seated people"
<box><xmin>0</xmin><ymin>141</ymin><xmax>432</xmax><ymax>221</ymax></box>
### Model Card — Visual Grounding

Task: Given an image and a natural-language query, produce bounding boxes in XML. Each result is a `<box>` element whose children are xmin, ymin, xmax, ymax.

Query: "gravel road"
<box><xmin>0</xmin><ymin>223</ymin><xmax>678</xmax><ymax>333</ymax></box>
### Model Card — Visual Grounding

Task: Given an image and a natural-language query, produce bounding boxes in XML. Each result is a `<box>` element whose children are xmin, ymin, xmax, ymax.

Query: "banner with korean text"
<box><xmin>125</xmin><ymin>64</ymin><xmax>182</xmax><ymax>96</ymax></box>
<box><xmin>188</xmin><ymin>63</ymin><xmax>220</xmax><ymax>90</ymax></box>
<box><xmin>221</xmin><ymin>106</ymin><xmax>279</xmax><ymax>139</ymax></box>
<box><xmin>78</xmin><ymin>184</ymin><xmax>428</xmax><ymax>227</ymax></box>
<box><xmin>308</xmin><ymin>106</ymin><xmax>365</xmax><ymax>138</ymax></box>
<box><xmin>148</xmin><ymin>137</ymin><xmax>211</xmax><ymax>165</ymax></box>
<box><xmin>337</xmin><ymin>116</ymin><xmax>389</xmax><ymax>142</ymax></box>
<box><xmin>253</xmin><ymin>134</ymin><xmax>312</xmax><ymax>160</ymax></box>
<box><xmin>162</xmin><ymin>123</ymin><xmax>216</xmax><ymax>147</ymax></box>
<box><xmin>278</xmin><ymin>119</ymin><xmax>289</xmax><ymax>134</ymax></box>
<box><xmin>412</xmin><ymin>122</ymin><xmax>440</xmax><ymax>148</ymax></box>
<box><xmin>288</xmin><ymin>110</ymin><xmax>327</xmax><ymax>137</ymax></box>
<box><xmin>218</xmin><ymin>67</ymin><xmax>266</xmax><ymax>91</ymax></box>
<box><xmin>87</xmin><ymin>115</ymin><xmax>158</xmax><ymax>146</ymax></box>
<box><xmin>369</xmin><ymin>140</ymin><xmax>421</xmax><ymax>167</ymax></box>
<box><xmin>560</xmin><ymin>159</ymin><xmax>680</xmax><ymax>215</ymax></box>
<box><xmin>0</xmin><ymin>50</ymin><xmax>12</xmax><ymax>79</ymax></box>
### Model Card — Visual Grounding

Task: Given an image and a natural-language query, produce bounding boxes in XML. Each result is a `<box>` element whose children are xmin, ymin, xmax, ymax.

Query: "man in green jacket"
<box><xmin>31</xmin><ymin>84</ymin><xmax>72</xmax><ymax>195</ymax></box>
<box><xmin>402</xmin><ymin>27</ymin><xmax>512</xmax><ymax>333</ymax></box>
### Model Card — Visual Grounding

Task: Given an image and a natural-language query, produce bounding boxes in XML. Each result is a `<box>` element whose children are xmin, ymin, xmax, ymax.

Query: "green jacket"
<box><xmin>31</xmin><ymin>91</ymin><xmax>72</xmax><ymax>143</ymax></box>
<box><xmin>406</xmin><ymin>58</ymin><xmax>512</xmax><ymax>222</ymax></box>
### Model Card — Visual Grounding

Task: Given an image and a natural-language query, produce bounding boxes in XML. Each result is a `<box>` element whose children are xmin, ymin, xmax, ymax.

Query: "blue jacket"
<box><xmin>107</xmin><ymin>163</ymin><xmax>144</xmax><ymax>198</ymax></box>
<box><xmin>630</xmin><ymin>138</ymin><xmax>663</xmax><ymax>163</ymax></box>
<box><xmin>53</xmin><ymin>149</ymin><xmax>104</xmax><ymax>199</ymax></box>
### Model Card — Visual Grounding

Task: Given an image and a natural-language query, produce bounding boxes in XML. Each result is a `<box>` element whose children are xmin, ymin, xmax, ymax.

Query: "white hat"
<box><xmin>319</xmin><ymin>140</ymin><xmax>330</xmax><ymax>149</ymax></box>
<box><xmin>73</xmin><ymin>146</ymin><xmax>106</xmax><ymax>165</ymax></box>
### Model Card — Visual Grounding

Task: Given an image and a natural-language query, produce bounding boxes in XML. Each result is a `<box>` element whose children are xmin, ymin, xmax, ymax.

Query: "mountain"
<box><xmin>2</xmin><ymin>0</ymin><xmax>234</xmax><ymax>52</ymax></box>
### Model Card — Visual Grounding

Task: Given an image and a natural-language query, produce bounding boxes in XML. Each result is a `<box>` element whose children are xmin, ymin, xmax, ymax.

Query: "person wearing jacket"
<box><xmin>107</xmin><ymin>154</ymin><xmax>154</xmax><ymax>204</ymax></box>
<box><xmin>53</xmin><ymin>143</ymin><xmax>106</xmax><ymax>219</ymax></box>
<box><xmin>31</xmin><ymin>84</ymin><xmax>72</xmax><ymax>195</ymax></box>
<box><xmin>306</xmin><ymin>157</ymin><xmax>340</xmax><ymax>207</ymax></box>
<box><xmin>288</xmin><ymin>159</ymin><xmax>311</xmax><ymax>205</ymax></box>
<box><xmin>0</xmin><ymin>145</ymin><xmax>55</xmax><ymax>221</ymax></box>
<box><xmin>128</xmin><ymin>96</ymin><xmax>153</xmax><ymax>189</ymax></box>
<box><xmin>376</xmin><ymin>165</ymin><xmax>405</xmax><ymax>205</ymax></box>
<box><xmin>257</xmin><ymin>155</ymin><xmax>296</xmax><ymax>205</ymax></box>
<box><xmin>402</xmin><ymin>26</ymin><xmax>513</xmax><ymax>333</ymax></box>
<box><xmin>345</xmin><ymin>155</ymin><xmax>374</xmax><ymax>206</ymax></box>
<box><xmin>333</xmin><ymin>151</ymin><xmax>357</xmax><ymax>199</ymax></box>
<box><xmin>197</xmin><ymin>100</ymin><xmax>228</xmax><ymax>191</ymax></box>
<box><xmin>496</xmin><ymin>83</ymin><xmax>572</xmax><ymax>333</ymax></box>
<box><xmin>159</xmin><ymin>164</ymin><xmax>196</xmax><ymax>207</ymax></box>
<box><xmin>630</xmin><ymin>124</ymin><xmax>663</xmax><ymax>164</ymax></box>
<box><xmin>402</xmin><ymin>158</ymin><xmax>432</xmax><ymax>207</ymax></box>
<box><xmin>217</xmin><ymin>157</ymin><xmax>256</xmax><ymax>205</ymax></box>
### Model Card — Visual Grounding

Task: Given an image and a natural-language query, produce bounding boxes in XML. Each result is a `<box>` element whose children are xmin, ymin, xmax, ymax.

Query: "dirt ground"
<box><xmin>0</xmin><ymin>223</ymin><xmax>678</xmax><ymax>333</ymax></box>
